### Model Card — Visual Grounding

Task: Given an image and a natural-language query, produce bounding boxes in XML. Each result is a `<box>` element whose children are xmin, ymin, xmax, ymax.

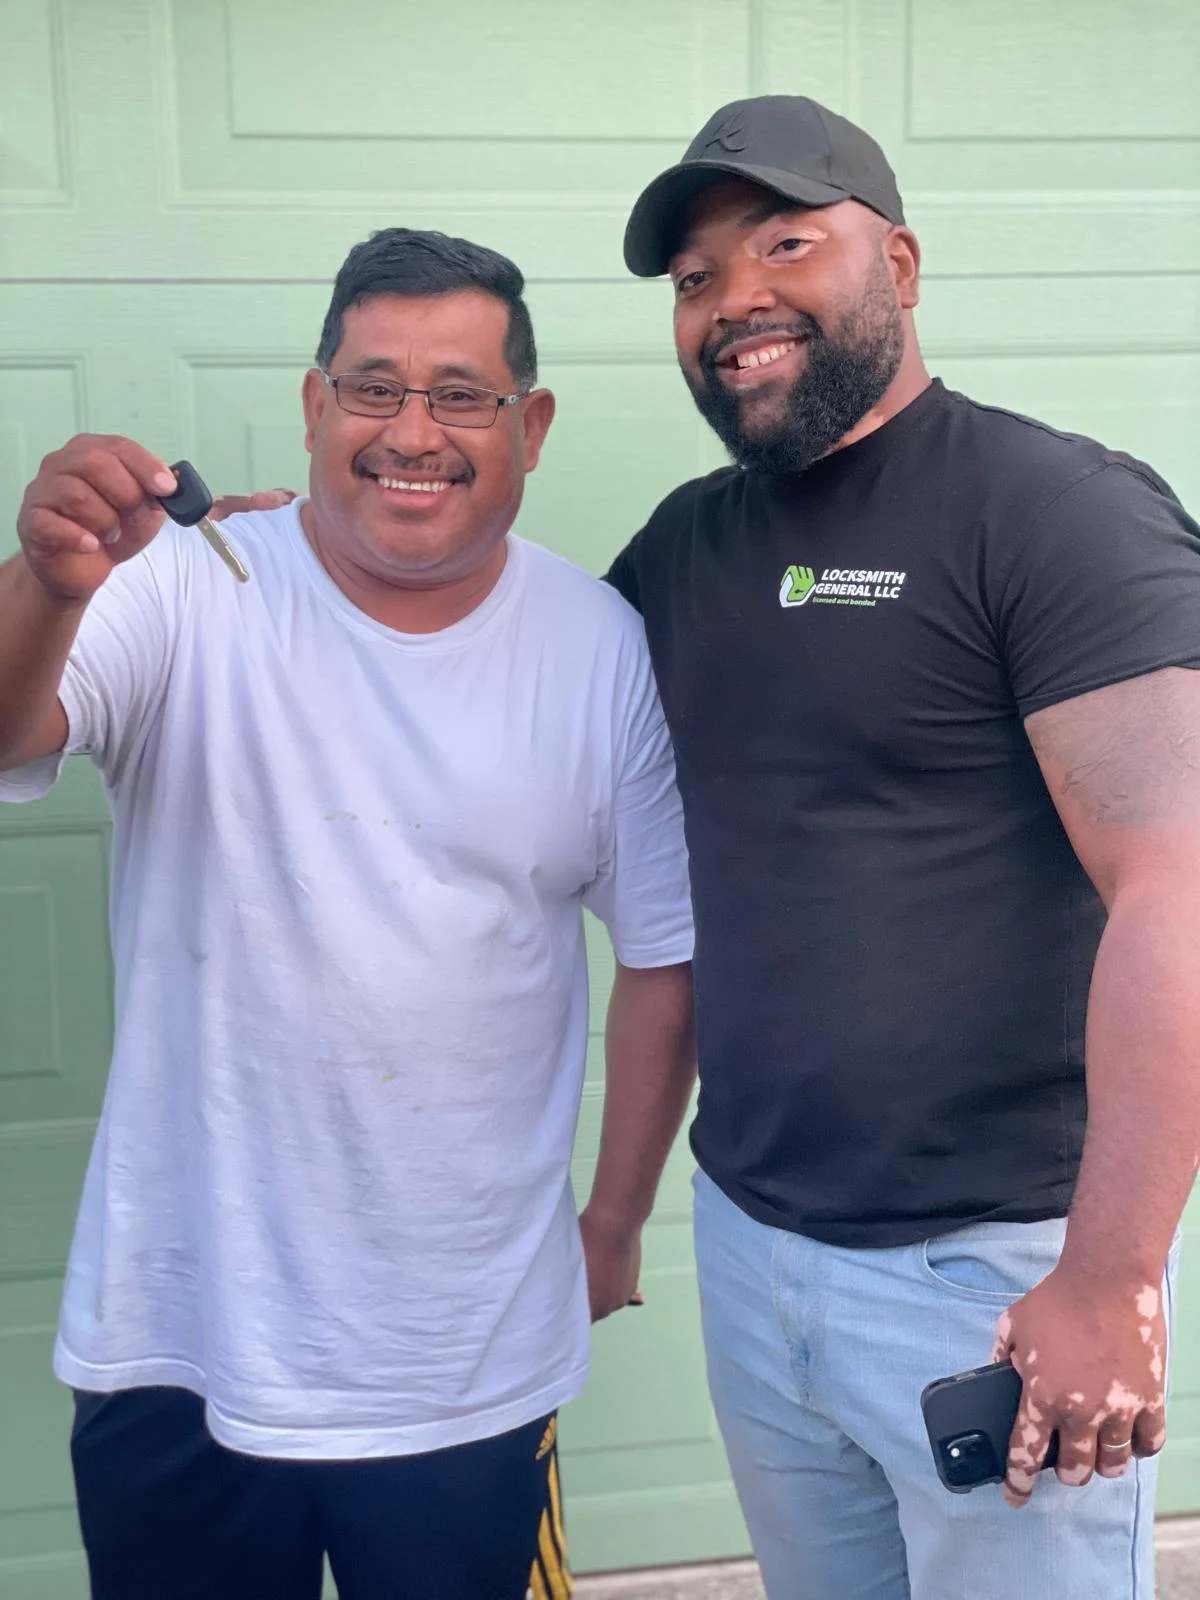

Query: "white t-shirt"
<box><xmin>0</xmin><ymin>503</ymin><xmax>693</xmax><ymax>1460</ymax></box>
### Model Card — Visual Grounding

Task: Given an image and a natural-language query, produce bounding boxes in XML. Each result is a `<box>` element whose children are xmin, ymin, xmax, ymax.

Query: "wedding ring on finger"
<box><xmin>1100</xmin><ymin>1438</ymin><xmax>1133</xmax><ymax>1452</ymax></box>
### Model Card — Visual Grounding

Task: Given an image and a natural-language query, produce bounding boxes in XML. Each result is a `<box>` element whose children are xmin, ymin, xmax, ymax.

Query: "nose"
<box><xmin>713</xmin><ymin>254</ymin><xmax>778</xmax><ymax>327</ymax></box>
<box><xmin>377</xmin><ymin>391</ymin><xmax>448</xmax><ymax>456</ymax></box>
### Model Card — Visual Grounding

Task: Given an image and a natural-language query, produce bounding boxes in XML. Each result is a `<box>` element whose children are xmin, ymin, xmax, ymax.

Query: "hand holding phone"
<box><xmin>921</xmin><ymin>1359</ymin><xmax>1060</xmax><ymax>1493</ymax></box>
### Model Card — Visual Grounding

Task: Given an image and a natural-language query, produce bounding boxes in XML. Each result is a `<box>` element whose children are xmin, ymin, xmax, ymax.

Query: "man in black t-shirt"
<box><xmin>610</xmin><ymin>96</ymin><xmax>1200</xmax><ymax>1598</ymax></box>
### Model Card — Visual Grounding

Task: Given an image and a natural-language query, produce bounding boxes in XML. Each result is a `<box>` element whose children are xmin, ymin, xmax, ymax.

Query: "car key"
<box><xmin>158</xmin><ymin>460</ymin><xmax>250</xmax><ymax>584</ymax></box>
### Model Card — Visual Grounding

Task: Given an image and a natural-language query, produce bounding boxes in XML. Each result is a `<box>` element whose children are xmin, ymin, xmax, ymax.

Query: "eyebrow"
<box><xmin>672</xmin><ymin>199</ymin><xmax>823</xmax><ymax>264</ymax></box>
<box><xmin>348</xmin><ymin>355</ymin><xmax>493</xmax><ymax>385</ymax></box>
<box><xmin>740</xmin><ymin>197</ymin><xmax>806</xmax><ymax>231</ymax></box>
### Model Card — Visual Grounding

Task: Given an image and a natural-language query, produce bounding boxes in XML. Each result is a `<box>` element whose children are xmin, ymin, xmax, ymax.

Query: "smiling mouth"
<box><xmin>373</xmin><ymin>475</ymin><xmax>454</xmax><ymax>494</ymax></box>
<box><xmin>722</xmin><ymin>339</ymin><xmax>801</xmax><ymax>372</ymax></box>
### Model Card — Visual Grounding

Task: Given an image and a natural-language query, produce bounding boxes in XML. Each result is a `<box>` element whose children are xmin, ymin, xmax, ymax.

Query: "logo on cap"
<box><xmin>703</xmin><ymin>111</ymin><xmax>747</xmax><ymax>154</ymax></box>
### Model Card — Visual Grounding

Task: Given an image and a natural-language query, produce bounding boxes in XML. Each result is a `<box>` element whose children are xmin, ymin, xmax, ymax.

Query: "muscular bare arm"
<box><xmin>995</xmin><ymin>665</ymin><xmax>1200</xmax><ymax>1505</ymax></box>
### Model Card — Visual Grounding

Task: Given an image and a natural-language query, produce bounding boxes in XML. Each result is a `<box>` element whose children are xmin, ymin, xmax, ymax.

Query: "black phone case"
<box><xmin>921</xmin><ymin>1359</ymin><xmax>1060</xmax><ymax>1494</ymax></box>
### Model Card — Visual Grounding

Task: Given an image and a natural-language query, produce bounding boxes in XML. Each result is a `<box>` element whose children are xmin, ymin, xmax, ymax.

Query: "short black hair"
<box><xmin>315</xmin><ymin>227</ymin><xmax>537</xmax><ymax>389</ymax></box>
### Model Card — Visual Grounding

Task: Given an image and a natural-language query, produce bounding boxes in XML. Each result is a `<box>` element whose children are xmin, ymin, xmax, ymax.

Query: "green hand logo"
<box><xmin>779</xmin><ymin>564</ymin><xmax>816</xmax><ymax>607</ymax></box>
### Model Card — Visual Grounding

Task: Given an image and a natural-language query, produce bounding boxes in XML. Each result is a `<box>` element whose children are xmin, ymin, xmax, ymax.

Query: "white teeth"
<box><xmin>735</xmin><ymin>340</ymin><xmax>796</xmax><ymax>370</ymax></box>
<box><xmin>377</xmin><ymin>477</ymin><xmax>452</xmax><ymax>493</ymax></box>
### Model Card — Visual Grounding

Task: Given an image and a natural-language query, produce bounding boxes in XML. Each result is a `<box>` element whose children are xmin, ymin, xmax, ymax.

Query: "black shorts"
<box><xmin>70</xmin><ymin>1386</ymin><xmax>572</xmax><ymax>1600</ymax></box>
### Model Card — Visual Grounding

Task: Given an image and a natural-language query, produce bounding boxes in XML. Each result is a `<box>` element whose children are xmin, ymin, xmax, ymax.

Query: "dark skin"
<box><xmin>668</xmin><ymin>180</ymin><xmax>928</xmax><ymax>451</ymax></box>
<box><xmin>997</xmin><ymin>669</ymin><xmax>1200</xmax><ymax>1504</ymax></box>
<box><xmin>672</xmin><ymin>175</ymin><xmax>1200</xmax><ymax>1506</ymax></box>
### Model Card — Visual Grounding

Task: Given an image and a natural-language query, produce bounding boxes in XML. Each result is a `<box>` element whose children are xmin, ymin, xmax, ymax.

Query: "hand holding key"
<box><xmin>17</xmin><ymin>434</ymin><xmax>180</xmax><ymax>603</ymax></box>
<box><xmin>17</xmin><ymin>437</ymin><xmax>249</xmax><ymax>603</ymax></box>
<box><xmin>159</xmin><ymin>461</ymin><xmax>250</xmax><ymax>584</ymax></box>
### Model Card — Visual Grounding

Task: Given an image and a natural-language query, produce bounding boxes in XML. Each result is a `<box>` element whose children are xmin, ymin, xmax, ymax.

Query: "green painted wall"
<box><xmin>1</xmin><ymin>2</ymin><xmax>1197</xmax><ymax>1592</ymax></box>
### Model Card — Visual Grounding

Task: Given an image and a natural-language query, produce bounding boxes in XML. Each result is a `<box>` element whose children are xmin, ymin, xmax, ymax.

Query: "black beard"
<box><xmin>353</xmin><ymin>451</ymin><xmax>472</xmax><ymax>485</ymax></box>
<box><xmin>684</xmin><ymin>258</ymin><xmax>905</xmax><ymax>478</ymax></box>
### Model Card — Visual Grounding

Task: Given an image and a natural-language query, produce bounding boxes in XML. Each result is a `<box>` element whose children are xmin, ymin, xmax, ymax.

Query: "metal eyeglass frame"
<box><xmin>321</xmin><ymin>370</ymin><xmax>525</xmax><ymax>429</ymax></box>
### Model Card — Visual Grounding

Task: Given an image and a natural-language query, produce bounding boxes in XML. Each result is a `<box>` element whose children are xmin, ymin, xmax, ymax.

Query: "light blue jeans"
<box><xmin>693</xmin><ymin>1167</ymin><xmax>1179</xmax><ymax>1600</ymax></box>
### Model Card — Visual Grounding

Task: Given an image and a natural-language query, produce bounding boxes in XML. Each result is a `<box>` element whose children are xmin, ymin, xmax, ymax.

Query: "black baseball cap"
<box><xmin>624</xmin><ymin>95</ymin><xmax>904</xmax><ymax>278</ymax></box>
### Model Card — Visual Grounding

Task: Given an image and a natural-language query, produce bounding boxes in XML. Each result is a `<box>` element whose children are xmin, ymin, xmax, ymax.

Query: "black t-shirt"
<box><xmin>607</xmin><ymin>379</ymin><xmax>1200</xmax><ymax>1247</ymax></box>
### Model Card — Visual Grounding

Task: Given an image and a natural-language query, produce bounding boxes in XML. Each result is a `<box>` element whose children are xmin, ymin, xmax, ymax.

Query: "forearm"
<box><xmin>0</xmin><ymin>552</ymin><xmax>81</xmax><ymax>768</ymax></box>
<box><xmin>585</xmin><ymin>960</ymin><xmax>696</xmax><ymax>1231</ymax></box>
<box><xmin>1060</xmin><ymin>875</ymin><xmax>1200</xmax><ymax>1287</ymax></box>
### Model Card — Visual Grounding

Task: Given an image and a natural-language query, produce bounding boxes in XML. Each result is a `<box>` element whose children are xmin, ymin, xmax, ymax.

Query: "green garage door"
<box><xmin>1</xmin><ymin>2</ymin><xmax>1198</xmax><ymax>1592</ymax></box>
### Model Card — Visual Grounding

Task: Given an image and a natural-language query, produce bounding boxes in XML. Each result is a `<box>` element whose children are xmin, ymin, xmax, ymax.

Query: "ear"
<box><xmin>302</xmin><ymin>368</ymin><xmax>328</xmax><ymax>454</ymax></box>
<box><xmin>519</xmin><ymin>388</ymin><xmax>556</xmax><ymax>474</ymax></box>
<box><xmin>885</xmin><ymin>226</ymin><xmax>921</xmax><ymax>311</ymax></box>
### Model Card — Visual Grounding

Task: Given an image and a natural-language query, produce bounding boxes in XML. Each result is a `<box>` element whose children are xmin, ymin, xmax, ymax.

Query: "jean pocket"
<box><xmin>920</xmin><ymin>1224</ymin><xmax>1065</xmax><ymax>1303</ymax></box>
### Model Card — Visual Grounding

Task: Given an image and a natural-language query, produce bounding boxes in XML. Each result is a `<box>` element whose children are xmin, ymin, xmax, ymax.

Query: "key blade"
<box><xmin>197</xmin><ymin>515</ymin><xmax>250</xmax><ymax>584</ymax></box>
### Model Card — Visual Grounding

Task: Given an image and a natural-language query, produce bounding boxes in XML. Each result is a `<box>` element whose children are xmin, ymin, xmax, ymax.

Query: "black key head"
<box><xmin>158</xmin><ymin>460</ymin><xmax>213</xmax><ymax>527</ymax></box>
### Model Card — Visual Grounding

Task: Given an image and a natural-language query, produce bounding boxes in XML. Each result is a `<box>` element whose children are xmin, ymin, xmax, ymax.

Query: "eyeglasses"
<box><xmin>321</xmin><ymin>371</ymin><xmax>525</xmax><ymax>429</ymax></box>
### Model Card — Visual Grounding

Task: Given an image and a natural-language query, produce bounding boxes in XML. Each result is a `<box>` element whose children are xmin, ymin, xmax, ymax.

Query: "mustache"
<box><xmin>353</xmin><ymin>450</ymin><xmax>473</xmax><ymax>484</ymax></box>
<box><xmin>699</xmin><ymin>316</ymin><xmax>821</xmax><ymax>377</ymax></box>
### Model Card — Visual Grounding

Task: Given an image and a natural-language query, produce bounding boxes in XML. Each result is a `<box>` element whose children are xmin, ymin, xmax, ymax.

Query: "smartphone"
<box><xmin>920</xmin><ymin>1359</ymin><xmax>1059</xmax><ymax>1493</ymax></box>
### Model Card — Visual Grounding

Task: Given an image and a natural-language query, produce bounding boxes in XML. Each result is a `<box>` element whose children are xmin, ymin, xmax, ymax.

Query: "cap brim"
<box><xmin>623</xmin><ymin>160</ymin><xmax>849</xmax><ymax>277</ymax></box>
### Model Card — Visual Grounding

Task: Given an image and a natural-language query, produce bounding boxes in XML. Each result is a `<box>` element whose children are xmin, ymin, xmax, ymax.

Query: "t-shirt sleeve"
<box><xmin>0</xmin><ymin>535</ymin><xmax>182</xmax><ymax>804</ymax></box>
<box><xmin>997</xmin><ymin>462</ymin><xmax>1200</xmax><ymax>717</ymax></box>
<box><xmin>582</xmin><ymin>627</ymin><xmax>693</xmax><ymax>969</ymax></box>
<box><xmin>604</xmin><ymin>532</ymin><xmax>644</xmax><ymax>615</ymax></box>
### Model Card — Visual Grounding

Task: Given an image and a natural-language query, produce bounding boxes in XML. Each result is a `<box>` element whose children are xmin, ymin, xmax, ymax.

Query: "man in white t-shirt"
<box><xmin>0</xmin><ymin>227</ymin><xmax>695</xmax><ymax>1600</ymax></box>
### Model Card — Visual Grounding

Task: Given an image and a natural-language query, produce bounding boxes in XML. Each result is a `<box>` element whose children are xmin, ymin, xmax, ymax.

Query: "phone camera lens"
<box><xmin>940</xmin><ymin>1432</ymin><xmax>998</xmax><ymax>1487</ymax></box>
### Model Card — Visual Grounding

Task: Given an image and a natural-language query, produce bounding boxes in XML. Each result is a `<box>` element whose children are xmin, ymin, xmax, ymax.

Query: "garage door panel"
<box><xmin>0</xmin><ymin>363</ymin><xmax>87</xmax><ymax>563</ymax></box>
<box><xmin>0</xmin><ymin>828</ymin><xmax>112</xmax><ymax>1127</ymax></box>
<box><xmin>0</xmin><ymin>1278</ymin><xmax>80</xmax><ymax>1596</ymax></box>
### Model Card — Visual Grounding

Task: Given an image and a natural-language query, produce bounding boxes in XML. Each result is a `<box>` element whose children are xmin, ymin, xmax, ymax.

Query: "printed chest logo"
<box><xmin>779</xmin><ymin>563</ymin><xmax>907</xmax><ymax>610</ymax></box>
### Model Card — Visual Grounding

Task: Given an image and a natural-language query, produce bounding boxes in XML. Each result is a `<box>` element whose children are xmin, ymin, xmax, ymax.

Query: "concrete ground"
<box><xmin>576</xmin><ymin>1517</ymin><xmax>1200</xmax><ymax>1599</ymax></box>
